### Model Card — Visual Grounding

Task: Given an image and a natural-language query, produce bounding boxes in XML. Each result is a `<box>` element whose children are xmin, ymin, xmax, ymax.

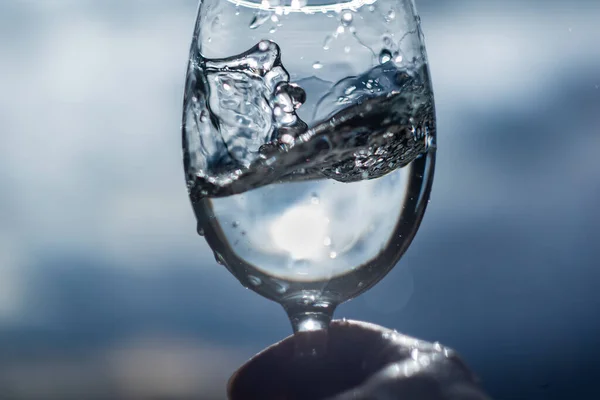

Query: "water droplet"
<box><xmin>341</xmin><ymin>11</ymin><xmax>353</xmax><ymax>26</ymax></box>
<box><xmin>329</xmin><ymin>251</ymin><xmax>338</xmax><ymax>259</ymax></box>
<box><xmin>323</xmin><ymin>237</ymin><xmax>332</xmax><ymax>246</ymax></box>
<box><xmin>385</xmin><ymin>9</ymin><xmax>396</xmax><ymax>22</ymax></box>
<box><xmin>312</xmin><ymin>61</ymin><xmax>323</xmax><ymax>69</ymax></box>
<box><xmin>249</xmin><ymin>12</ymin><xmax>271</xmax><ymax>29</ymax></box>
<box><xmin>199</xmin><ymin>111</ymin><xmax>209</xmax><ymax>123</ymax></box>
<box><xmin>394</xmin><ymin>54</ymin><xmax>403</xmax><ymax>63</ymax></box>
<box><xmin>433</xmin><ymin>342</ymin><xmax>443</xmax><ymax>351</ymax></box>
<box><xmin>357</xmin><ymin>281</ymin><xmax>365</xmax><ymax>288</ymax></box>
<box><xmin>269</xmin><ymin>26</ymin><xmax>277</xmax><ymax>33</ymax></box>
<box><xmin>197</xmin><ymin>224</ymin><xmax>205</xmax><ymax>236</ymax></box>
<box><xmin>214</xmin><ymin>252</ymin><xmax>224</xmax><ymax>265</ymax></box>
<box><xmin>248</xmin><ymin>275</ymin><xmax>262</xmax><ymax>286</ymax></box>
<box><xmin>258</xmin><ymin>40</ymin><xmax>270</xmax><ymax>51</ymax></box>
<box><xmin>368</xmin><ymin>5</ymin><xmax>376</xmax><ymax>12</ymax></box>
<box><xmin>310</xmin><ymin>193</ymin><xmax>320</xmax><ymax>204</ymax></box>
<box><xmin>344</xmin><ymin>46</ymin><xmax>351</xmax><ymax>53</ymax></box>
<box><xmin>379</xmin><ymin>49</ymin><xmax>392</xmax><ymax>64</ymax></box>
<box><xmin>232</xmin><ymin>221</ymin><xmax>240</xmax><ymax>228</ymax></box>
<box><xmin>222</xmin><ymin>83</ymin><xmax>231</xmax><ymax>91</ymax></box>
<box><xmin>235</xmin><ymin>6</ymin><xmax>240</xmax><ymax>15</ymax></box>
<box><xmin>271</xmin><ymin>14</ymin><xmax>279</xmax><ymax>23</ymax></box>
<box><xmin>336</xmin><ymin>25</ymin><xmax>345</xmax><ymax>34</ymax></box>
<box><xmin>323</xmin><ymin>35</ymin><xmax>333</xmax><ymax>50</ymax></box>
<box><xmin>273</xmin><ymin>280</ymin><xmax>289</xmax><ymax>294</ymax></box>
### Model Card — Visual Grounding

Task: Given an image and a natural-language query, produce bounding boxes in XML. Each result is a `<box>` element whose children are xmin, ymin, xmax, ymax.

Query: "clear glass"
<box><xmin>182</xmin><ymin>0</ymin><xmax>436</xmax><ymax>335</ymax></box>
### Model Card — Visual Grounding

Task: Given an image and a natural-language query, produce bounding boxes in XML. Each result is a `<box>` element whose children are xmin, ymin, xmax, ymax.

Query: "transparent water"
<box><xmin>182</xmin><ymin>0</ymin><xmax>436</xmax><ymax>332</ymax></box>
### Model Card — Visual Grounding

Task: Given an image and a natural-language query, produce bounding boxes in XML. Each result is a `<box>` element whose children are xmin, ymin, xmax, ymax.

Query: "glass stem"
<box><xmin>282</xmin><ymin>301</ymin><xmax>336</xmax><ymax>358</ymax></box>
<box><xmin>287</xmin><ymin>310</ymin><xmax>333</xmax><ymax>333</ymax></box>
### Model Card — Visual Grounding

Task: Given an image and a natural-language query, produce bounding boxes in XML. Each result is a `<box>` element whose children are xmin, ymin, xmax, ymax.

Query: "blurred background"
<box><xmin>0</xmin><ymin>0</ymin><xmax>599</xmax><ymax>399</ymax></box>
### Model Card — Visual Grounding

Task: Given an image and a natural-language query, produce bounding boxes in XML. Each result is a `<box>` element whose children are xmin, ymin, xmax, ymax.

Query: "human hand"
<box><xmin>228</xmin><ymin>319</ymin><xmax>492</xmax><ymax>400</ymax></box>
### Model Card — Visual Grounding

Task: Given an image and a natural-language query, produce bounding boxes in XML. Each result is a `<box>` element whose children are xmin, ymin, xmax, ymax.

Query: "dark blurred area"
<box><xmin>0</xmin><ymin>0</ymin><xmax>599</xmax><ymax>399</ymax></box>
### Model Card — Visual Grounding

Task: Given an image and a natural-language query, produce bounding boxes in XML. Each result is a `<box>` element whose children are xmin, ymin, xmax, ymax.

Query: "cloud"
<box><xmin>0</xmin><ymin>3</ymin><xmax>207</xmax><ymax>269</ymax></box>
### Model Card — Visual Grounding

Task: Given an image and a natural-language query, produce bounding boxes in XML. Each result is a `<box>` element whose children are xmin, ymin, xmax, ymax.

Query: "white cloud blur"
<box><xmin>1</xmin><ymin>334</ymin><xmax>246</xmax><ymax>400</ymax></box>
<box><xmin>0</xmin><ymin>3</ymin><xmax>208</xmax><ymax>270</ymax></box>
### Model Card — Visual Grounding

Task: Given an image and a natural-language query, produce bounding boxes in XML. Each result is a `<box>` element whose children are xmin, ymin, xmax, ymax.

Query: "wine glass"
<box><xmin>182</xmin><ymin>0</ymin><xmax>436</xmax><ymax>336</ymax></box>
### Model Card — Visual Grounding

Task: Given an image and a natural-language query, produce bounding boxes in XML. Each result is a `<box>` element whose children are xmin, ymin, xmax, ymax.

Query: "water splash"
<box><xmin>183</xmin><ymin>41</ymin><xmax>434</xmax><ymax>200</ymax></box>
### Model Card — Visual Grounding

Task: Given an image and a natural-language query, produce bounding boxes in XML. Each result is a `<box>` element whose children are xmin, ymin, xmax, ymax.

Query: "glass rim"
<box><xmin>228</xmin><ymin>0</ymin><xmax>376</xmax><ymax>13</ymax></box>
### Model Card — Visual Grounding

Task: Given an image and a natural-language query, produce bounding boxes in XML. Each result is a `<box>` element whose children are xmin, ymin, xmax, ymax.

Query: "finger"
<box><xmin>327</xmin><ymin>348</ymin><xmax>492</xmax><ymax>400</ymax></box>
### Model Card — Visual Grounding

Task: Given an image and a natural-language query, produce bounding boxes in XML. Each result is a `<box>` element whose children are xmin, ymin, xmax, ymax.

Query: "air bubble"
<box><xmin>323</xmin><ymin>237</ymin><xmax>332</xmax><ymax>246</ymax></box>
<box><xmin>310</xmin><ymin>193</ymin><xmax>320</xmax><ymax>204</ymax></box>
<box><xmin>383</xmin><ymin>35</ymin><xmax>394</xmax><ymax>48</ymax></box>
<box><xmin>329</xmin><ymin>251</ymin><xmax>338</xmax><ymax>259</ymax></box>
<box><xmin>341</xmin><ymin>11</ymin><xmax>353</xmax><ymax>26</ymax></box>
<box><xmin>258</xmin><ymin>40</ymin><xmax>270</xmax><ymax>51</ymax></box>
<box><xmin>385</xmin><ymin>9</ymin><xmax>396</xmax><ymax>22</ymax></box>
<box><xmin>379</xmin><ymin>49</ymin><xmax>393</xmax><ymax>64</ymax></box>
<box><xmin>312</xmin><ymin>61</ymin><xmax>323</xmax><ymax>69</ymax></box>
<box><xmin>344</xmin><ymin>46</ymin><xmax>351</xmax><ymax>53</ymax></box>
<box><xmin>232</xmin><ymin>221</ymin><xmax>240</xmax><ymax>228</ymax></box>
